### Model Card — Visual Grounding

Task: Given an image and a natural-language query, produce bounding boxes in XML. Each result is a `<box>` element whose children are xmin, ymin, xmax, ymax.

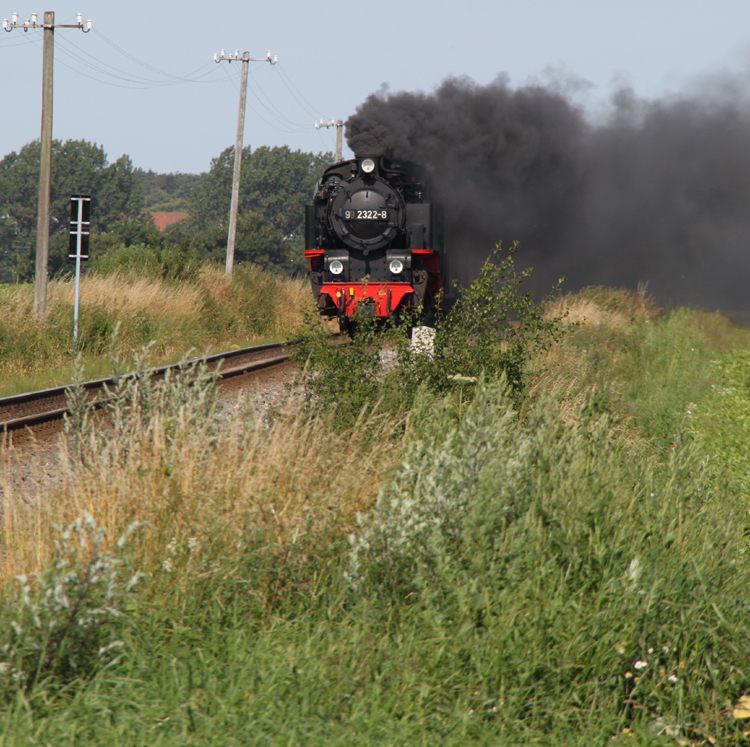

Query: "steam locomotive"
<box><xmin>304</xmin><ymin>154</ymin><xmax>444</xmax><ymax>331</ymax></box>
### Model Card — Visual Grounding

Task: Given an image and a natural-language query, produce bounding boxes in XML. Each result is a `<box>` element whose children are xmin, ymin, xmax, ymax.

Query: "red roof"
<box><xmin>151</xmin><ymin>212</ymin><xmax>189</xmax><ymax>231</ymax></box>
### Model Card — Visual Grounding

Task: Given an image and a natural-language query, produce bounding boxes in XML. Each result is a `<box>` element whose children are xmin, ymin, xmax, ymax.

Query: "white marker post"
<box><xmin>68</xmin><ymin>194</ymin><xmax>91</xmax><ymax>341</ymax></box>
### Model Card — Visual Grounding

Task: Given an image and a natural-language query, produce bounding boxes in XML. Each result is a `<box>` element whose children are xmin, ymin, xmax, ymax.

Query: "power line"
<box><xmin>246</xmin><ymin>66</ymin><xmax>310</xmax><ymax>131</ymax></box>
<box><xmin>94</xmin><ymin>28</ymin><xmax>202</xmax><ymax>82</ymax></box>
<box><xmin>57</xmin><ymin>34</ymin><xmax>220</xmax><ymax>87</ymax></box>
<box><xmin>221</xmin><ymin>62</ymin><xmax>312</xmax><ymax>136</ymax></box>
<box><xmin>275</xmin><ymin>63</ymin><xmax>327</xmax><ymax>120</ymax></box>
<box><xmin>219</xmin><ymin>63</ymin><xmax>298</xmax><ymax>134</ymax></box>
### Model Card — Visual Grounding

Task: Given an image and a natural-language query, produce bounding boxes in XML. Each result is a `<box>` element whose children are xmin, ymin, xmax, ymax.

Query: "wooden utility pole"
<box><xmin>226</xmin><ymin>51</ymin><xmax>249</xmax><ymax>277</ymax></box>
<box><xmin>3</xmin><ymin>11</ymin><xmax>92</xmax><ymax>317</ymax></box>
<box><xmin>35</xmin><ymin>11</ymin><xmax>55</xmax><ymax>318</ymax></box>
<box><xmin>334</xmin><ymin>120</ymin><xmax>343</xmax><ymax>163</ymax></box>
<box><xmin>214</xmin><ymin>49</ymin><xmax>277</xmax><ymax>276</ymax></box>
<box><xmin>315</xmin><ymin>119</ymin><xmax>344</xmax><ymax>162</ymax></box>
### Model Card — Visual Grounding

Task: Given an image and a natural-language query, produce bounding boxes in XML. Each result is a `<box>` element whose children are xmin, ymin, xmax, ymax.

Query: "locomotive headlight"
<box><xmin>329</xmin><ymin>260</ymin><xmax>344</xmax><ymax>275</ymax></box>
<box><xmin>389</xmin><ymin>259</ymin><xmax>404</xmax><ymax>274</ymax></box>
<box><xmin>361</xmin><ymin>158</ymin><xmax>376</xmax><ymax>174</ymax></box>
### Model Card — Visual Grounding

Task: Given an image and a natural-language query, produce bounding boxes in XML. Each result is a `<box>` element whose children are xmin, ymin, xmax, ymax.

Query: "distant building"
<box><xmin>150</xmin><ymin>212</ymin><xmax>189</xmax><ymax>231</ymax></box>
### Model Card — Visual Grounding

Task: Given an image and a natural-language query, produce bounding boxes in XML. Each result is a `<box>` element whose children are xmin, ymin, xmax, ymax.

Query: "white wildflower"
<box><xmin>162</xmin><ymin>557</ymin><xmax>173</xmax><ymax>573</ymax></box>
<box><xmin>97</xmin><ymin>640</ymin><xmax>124</xmax><ymax>657</ymax></box>
<box><xmin>668</xmin><ymin>674</ymin><xmax>678</xmax><ymax>683</ymax></box>
<box><xmin>628</xmin><ymin>558</ymin><xmax>641</xmax><ymax>583</ymax></box>
<box><xmin>634</xmin><ymin>660</ymin><xmax>647</xmax><ymax>670</ymax></box>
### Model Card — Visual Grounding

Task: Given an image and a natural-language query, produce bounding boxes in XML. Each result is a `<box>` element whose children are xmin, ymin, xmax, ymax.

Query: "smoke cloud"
<box><xmin>346</xmin><ymin>72</ymin><xmax>750</xmax><ymax>310</ymax></box>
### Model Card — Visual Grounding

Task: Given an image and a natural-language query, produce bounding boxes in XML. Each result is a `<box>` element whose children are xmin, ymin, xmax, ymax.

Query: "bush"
<box><xmin>293</xmin><ymin>242</ymin><xmax>564</xmax><ymax>428</ymax></box>
<box><xmin>0</xmin><ymin>514</ymin><xmax>144</xmax><ymax>697</ymax></box>
<box><xmin>347</xmin><ymin>378</ymin><xmax>750</xmax><ymax>740</ymax></box>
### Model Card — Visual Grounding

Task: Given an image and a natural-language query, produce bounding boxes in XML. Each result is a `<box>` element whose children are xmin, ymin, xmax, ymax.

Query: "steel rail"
<box><xmin>0</xmin><ymin>340</ymin><xmax>295</xmax><ymax>436</ymax></box>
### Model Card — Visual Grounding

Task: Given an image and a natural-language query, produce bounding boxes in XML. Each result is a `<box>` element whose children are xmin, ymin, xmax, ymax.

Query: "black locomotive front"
<box><xmin>304</xmin><ymin>154</ymin><xmax>444</xmax><ymax>328</ymax></box>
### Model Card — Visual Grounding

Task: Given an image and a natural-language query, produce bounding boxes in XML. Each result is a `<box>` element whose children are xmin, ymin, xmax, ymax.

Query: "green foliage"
<box><xmin>5</xmin><ymin>275</ymin><xmax>750</xmax><ymax>742</ymax></box>
<box><xmin>3</xmin><ymin>373</ymin><xmax>750</xmax><ymax>743</ymax></box>
<box><xmin>188</xmin><ymin>144</ymin><xmax>331</xmax><ymax>236</ymax></box>
<box><xmin>690</xmin><ymin>348</ymin><xmax>750</xmax><ymax>493</ymax></box>
<box><xmin>133</xmin><ymin>168</ymin><xmax>202</xmax><ymax>213</ymax></box>
<box><xmin>344</xmin><ymin>379</ymin><xmax>750</xmax><ymax>742</ymax></box>
<box><xmin>547</xmin><ymin>307</ymin><xmax>733</xmax><ymax>452</ymax></box>
<box><xmin>0</xmin><ymin>139</ymin><xmax>143</xmax><ymax>282</ymax></box>
<box><xmin>292</xmin><ymin>313</ymin><xmax>389</xmax><ymax>427</ymax></box>
<box><xmin>199</xmin><ymin>264</ymin><xmax>282</xmax><ymax>338</ymax></box>
<box><xmin>419</xmin><ymin>241</ymin><xmax>564</xmax><ymax>395</ymax></box>
<box><xmin>293</xmin><ymin>243</ymin><xmax>563</xmax><ymax>429</ymax></box>
<box><xmin>0</xmin><ymin>514</ymin><xmax>143</xmax><ymax>696</ymax></box>
<box><xmin>188</xmin><ymin>144</ymin><xmax>331</xmax><ymax>272</ymax></box>
<box><xmin>91</xmin><ymin>240</ymin><xmax>203</xmax><ymax>282</ymax></box>
<box><xmin>0</xmin><ymin>261</ymin><xmax>295</xmax><ymax>395</ymax></box>
<box><xmin>0</xmin><ymin>140</ymin><xmax>329</xmax><ymax>282</ymax></box>
<box><xmin>66</xmin><ymin>343</ymin><xmax>220</xmax><ymax>473</ymax></box>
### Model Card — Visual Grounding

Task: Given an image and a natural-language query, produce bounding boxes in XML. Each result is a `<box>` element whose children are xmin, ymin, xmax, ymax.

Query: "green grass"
<box><xmin>0</xmin><ymin>264</ymin><xmax>309</xmax><ymax>397</ymax></box>
<box><xmin>0</xmin><ymin>334</ymin><xmax>289</xmax><ymax>398</ymax></box>
<box><xmin>3</xmin><ymin>284</ymin><xmax>750</xmax><ymax>744</ymax></box>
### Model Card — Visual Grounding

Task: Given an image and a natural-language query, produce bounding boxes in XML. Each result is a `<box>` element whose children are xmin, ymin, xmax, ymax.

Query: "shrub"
<box><xmin>0</xmin><ymin>514</ymin><xmax>144</xmax><ymax>697</ymax></box>
<box><xmin>293</xmin><ymin>242</ymin><xmax>564</xmax><ymax>428</ymax></box>
<box><xmin>346</xmin><ymin>377</ymin><xmax>750</xmax><ymax>739</ymax></box>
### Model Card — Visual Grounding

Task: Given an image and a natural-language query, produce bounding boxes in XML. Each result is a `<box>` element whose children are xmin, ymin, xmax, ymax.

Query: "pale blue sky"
<box><xmin>1</xmin><ymin>0</ymin><xmax>748</xmax><ymax>173</ymax></box>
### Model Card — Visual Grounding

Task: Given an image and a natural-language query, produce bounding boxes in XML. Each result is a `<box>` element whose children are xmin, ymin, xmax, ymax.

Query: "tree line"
<box><xmin>0</xmin><ymin>139</ymin><xmax>332</xmax><ymax>282</ymax></box>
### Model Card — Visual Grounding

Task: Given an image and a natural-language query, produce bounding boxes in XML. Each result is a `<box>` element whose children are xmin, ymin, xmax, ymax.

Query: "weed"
<box><xmin>0</xmin><ymin>513</ymin><xmax>144</xmax><ymax>696</ymax></box>
<box><xmin>293</xmin><ymin>242</ymin><xmax>564</xmax><ymax>428</ymax></box>
<box><xmin>0</xmin><ymin>263</ymin><xmax>311</xmax><ymax>396</ymax></box>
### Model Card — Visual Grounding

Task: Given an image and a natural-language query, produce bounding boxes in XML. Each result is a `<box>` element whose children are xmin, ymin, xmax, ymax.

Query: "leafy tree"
<box><xmin>188</xmin><ymin>144</ymin><xmax>331</xmax><ymax>264</ymax></box>
<box><xmin>0</xmin><ymin>139</ymin><xmax>142</xmax><ymax>282</ymax></box>
<box><xmin>134</xmin><ymin>168</ymin><xmax>203</xmax><ymax>213</ymax></box>
<box><xmin>194</xmin><ymin>212</ymin><xmax>293</xmax><ymax>271</ymax></box>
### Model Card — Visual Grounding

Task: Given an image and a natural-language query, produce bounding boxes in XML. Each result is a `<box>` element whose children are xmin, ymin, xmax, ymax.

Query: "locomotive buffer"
<box><xmin>69</xmin><ymin>194</ymin><xmax>91</xmax><ymax>341</ymax></box>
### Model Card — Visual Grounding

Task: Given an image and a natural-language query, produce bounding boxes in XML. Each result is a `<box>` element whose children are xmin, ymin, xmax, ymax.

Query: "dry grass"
<box><xmin>52</xmin><ymin>274</ymin><xmax>204</xmax><ymax>322</ymax></box>
<box><xmin>274</xmin><ymin>274</ymin><xmax>312</xmax><ymax>332</ymax></box>
<box><xmin>528</xmin><ymin>287</ymin><xmax>658</xmax><ymax>427</ymax></box>
<box><xmin>0</xmin><ymin>388</ymin><xmax>401</xmax><ymax>591</ymax></box>
<box><xmin>545</xmin><ymin>284</ymin><xmax>659</xmax><ymax>328</ymax></box>
<box><xmin>526</xmin><ymin>344</ymin><xmax>605</xmax><ymax>427</ymax></box>
<box><xmin>0</xmin><ymin>265</ymin><xmax>314</xmax><ymax>394</ymax></box>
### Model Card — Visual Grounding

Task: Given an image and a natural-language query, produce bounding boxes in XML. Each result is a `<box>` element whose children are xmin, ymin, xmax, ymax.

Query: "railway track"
<box><xmin>0</xmin><ymin>340</ymin><xmax>296</xmax><ymax>440</ymax></box>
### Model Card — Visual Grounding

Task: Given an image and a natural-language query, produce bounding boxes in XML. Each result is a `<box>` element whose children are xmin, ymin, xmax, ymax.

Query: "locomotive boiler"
<box><xmin>304</xmin><ymin>154</ymin><xmax>444</xmax><ymax>331</ymax></box>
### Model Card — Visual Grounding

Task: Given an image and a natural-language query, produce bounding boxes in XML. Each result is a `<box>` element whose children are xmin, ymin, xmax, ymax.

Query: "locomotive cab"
<box><xmin>305</xmin><ymin>154</ymin><xmax>443</xmax><ymax>330</ymax></box>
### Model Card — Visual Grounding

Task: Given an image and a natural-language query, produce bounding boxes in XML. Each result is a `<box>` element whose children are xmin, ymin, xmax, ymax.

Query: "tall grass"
<box><xmin>0</xmin><ymin>264</ymin><xmax>311</xmax><ymax>396</ymax></box>
<box><xmin>2</xmin><ymin>275</ymin><xmax>750</xmax><ymax>743</ymax></box>
<box><xmin>1</xmin><ymin>363</ymin><xmax>400</xmax><ymax>599</ymax></box>
<box><xmin>529</xmin><ymin>288</ymin><xmax>748</xmax><ymax>449</ymax></box>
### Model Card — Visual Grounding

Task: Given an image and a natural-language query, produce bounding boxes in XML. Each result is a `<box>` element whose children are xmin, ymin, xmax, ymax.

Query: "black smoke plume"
<box><xmin>347</xmin><ymin>73</ymin><xmax>750</xmax><ymax>310</ymax></box>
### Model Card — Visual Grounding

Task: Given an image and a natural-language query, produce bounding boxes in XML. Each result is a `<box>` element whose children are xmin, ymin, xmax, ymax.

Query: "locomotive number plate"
<box><xmin>343</xmin><ymin>209</ymin><xmax>388</xmax><ymax>220</ymax></box>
